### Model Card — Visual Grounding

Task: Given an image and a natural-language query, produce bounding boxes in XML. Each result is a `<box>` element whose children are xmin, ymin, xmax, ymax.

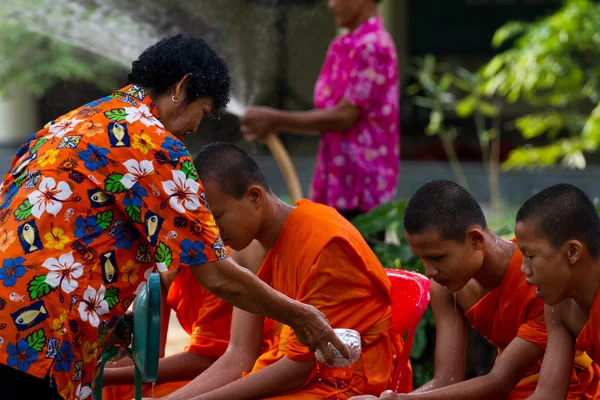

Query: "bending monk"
<box><xmin>515</xmin><ymin>184</ymin><xmax>600</xmax><ymax>399</ymax></box>
<box><xmin>352</xmin><ymin>180</ymin><xmax>600</xmax><ymax>400</ymax></box>
<box><xmin>102</xmin><ymin>241</ymin><xmax>266</xmax><ymax>399</ymax></box>
<box><xmin>154</xmin><ymin>142</ymin><xmax>410</xmax><ymax>400</ymax></box>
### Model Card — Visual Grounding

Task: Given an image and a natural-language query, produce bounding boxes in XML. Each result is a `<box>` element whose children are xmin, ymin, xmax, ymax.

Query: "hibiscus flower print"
<box><xmin>43</xmin><ymin>227</ymin><xmax>70</xmax><ymax>250</ymax></box>
<box><xmin>0</xmin><ymin>230</ymin><xmax>16</xmax><ymax>252</ymax></box>
<box><xmin>161</xmin><ymin>170</ymin><xmax>201</xmax><ymax>213</ymax></box>
<box><xmin>7</xmin><ymin>339</ymin><xmax>37</xmax><ymax>372</ymax></box>
<box><xmin>74</xmin><ymin>383</ymin><xmax>92</xmax><ymax>400</ymax></box>
<box><xmin>131</xmin><ymin>133</ymin><xmax>155</xmax><ymax>155</ymax></box>
<box><xmin>52</xmin><ymin>312</ymin><xmax>68</xmax><ymax>335</ymax></box>
<box><xmin>27</xmin><ymin>177</ymin><xmax>73</xmax><ymax>219</ymax></box>
<box><xmin>78</xmin><ymin>143</ymin><xmax>110</xmax><ymax>172</ymax></box>
<box><xmin>42</xmin><ymin>251</ymin><xmax>84</xmax><ymax>294</ymax></box>
<box><xmin>161</xmin><ymin>136</ymin><xmax>188</xmax><ymax>160</ymax></box>
<box><xmin>120</xmin><ymin>159</ymin><xmax>154</xmax><ymax>189</ymax></box>
<box><xmin>0</xmin><ymin>257</ymin><xmax>27</xmax><ymax>287</ymax></box>
<box><xmin>74</xmin><ymin>215</ymin><xmax>103</xmax><ymax>245</ymax></box>
<box><xmin>122</xmin><ymin>183</ymin><xmax>148</xmax><ymax>208</ymax></box>
<box><xmin>54</xmin><ymin>341</ymin><xmax>74</xmax><ymax>372</ymax></box>
<box><xmin>46</xmin><ymin>118</ymin><xmax>84</xmax><ymax>140</ymax></box>
<box><xmin>77</xmin><ymin>121</ymin><xmax>104</xmax><ymax>137</ymax></box>
<box><xmin>37</xmin><ymin>149</ymin><xmax>59</xmax><ymax>167</ymax></box>
<box><xmin>180</xmin><ymin>239</ymin><xmax>208</xmax><ymax>265</ymax></box>
<box><xmin>82</xmin><ymin>340</ymin><xmax>99</xmax><ymax>363</ymax></box>
<box><xmin>124</xmin><ymin>103</ymin><xmax>162</xmax><ymax>127</ymax></box>
<box><xmin>121</xmin><ymin>260</ymin><xmax>140</xmax><ymax>287</ymax></box>
<box><xmin>78</xmin><ymin>285</ymin><xmax>109</xmax><ymax>327</ymax></box>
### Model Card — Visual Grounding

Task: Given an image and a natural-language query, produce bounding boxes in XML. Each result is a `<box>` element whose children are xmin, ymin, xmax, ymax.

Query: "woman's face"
<box><xmin>163</xmin><ymin>97</ymin><xmax>214</xmax><ymax>140</ymax></box>
<box><xmin>154</xmin><ymin>75</ymin><xmax>215</xmax><ymax>139</ymax></box>
<box><xmin>328</xmin><ymin>0</ymin><xmax>371</xmax><ymax>29</ymax></box>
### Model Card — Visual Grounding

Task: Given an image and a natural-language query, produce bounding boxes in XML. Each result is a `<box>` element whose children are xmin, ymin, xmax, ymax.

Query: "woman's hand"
<box><xmin>240</xmin><ymin>107</ymin><xmax>280</xmax><ymax>140</ymax></box>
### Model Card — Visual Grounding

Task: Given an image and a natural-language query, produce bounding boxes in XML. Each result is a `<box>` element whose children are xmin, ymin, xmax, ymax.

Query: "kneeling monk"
<box><xmin>156</xmin><ymin>142</ymin><xmax>411</xmax><ymax>400</ymax></box>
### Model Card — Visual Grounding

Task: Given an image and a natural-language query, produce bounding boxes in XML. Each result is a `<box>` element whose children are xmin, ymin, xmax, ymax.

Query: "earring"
<box><xmin>172</xmin><ymin>95</ymin><xmax>179</xmax><ymax>104</ymax></box>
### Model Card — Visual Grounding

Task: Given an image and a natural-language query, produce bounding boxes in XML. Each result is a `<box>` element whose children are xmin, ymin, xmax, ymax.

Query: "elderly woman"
<box><xmin>0</xmin><ymin>34</ymin><xmax>344</xmax><ymax>400</ymax></box>
<box><xmin>241</xmin><ymin>0</ymin><xmax>399</xmax><ymax>226</ymax></box>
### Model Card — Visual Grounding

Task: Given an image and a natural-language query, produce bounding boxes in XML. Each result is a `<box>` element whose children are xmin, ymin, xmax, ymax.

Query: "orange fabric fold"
<box><xmin>465</xmin><ymin>246</ymin><xmax>600</xmax><ymax>399</ymax></box>
<box><xmin>247</xmin><ymin>200</ymin><xmax>411</xmax><ymax>399</ymax></box>
<box><xmin>577</xmin><ymin>289</ymin><xmax>600</xmax><ymax>366</ymax></box>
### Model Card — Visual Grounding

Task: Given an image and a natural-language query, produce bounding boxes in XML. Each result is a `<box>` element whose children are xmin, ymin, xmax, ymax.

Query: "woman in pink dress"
<box><xmin>241</xmin><ymin>0</ymin><xmax>399</xmax><ymax>226</ymax></box>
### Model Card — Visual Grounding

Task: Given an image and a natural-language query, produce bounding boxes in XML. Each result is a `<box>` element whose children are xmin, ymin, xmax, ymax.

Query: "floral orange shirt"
<box><xmin>0</xmin><ymin>85</ymin><xmax>227</xmax><ymax>400</ymax></box>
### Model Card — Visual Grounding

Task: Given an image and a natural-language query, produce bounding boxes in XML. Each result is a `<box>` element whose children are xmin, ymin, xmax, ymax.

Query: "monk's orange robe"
<box><xmin>102</xmin><ymin>266</ymin><xmax>233</xmax><ymax>399</ymax></box>
<box><xmin>247</xmin><ymin>200</ymin><xmax>411</xmax><ymax>399</ymax></box>
<box><xmin>577</xmin><ymin>289</ymin><xmax>600</xmax><ymax>367</ymax></box>
<box><xmin>465</xmin><ymin>246</ymin><xmax>600</xmax><ymax>399</ymax></box>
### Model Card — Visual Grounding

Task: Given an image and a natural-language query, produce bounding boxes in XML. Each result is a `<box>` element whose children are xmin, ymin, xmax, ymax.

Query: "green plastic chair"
<box><xmin>95</xmin><ymin>272</ymin><xmax>162</xmax><ymax>400</ymax></box>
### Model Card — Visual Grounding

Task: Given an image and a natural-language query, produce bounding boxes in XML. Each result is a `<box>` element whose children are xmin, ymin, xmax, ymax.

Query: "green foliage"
<box><xmin>0</xmin><ymin>20</ymin><xmax>122</xmax><ymax>97</ymax></box>
<box><xmin>407</xmin><ymin>56</ymin><xmax>503</xmax><ymax>211</ymax></box>
<box><xmin>480</xmin><ymin>0</ymin><xmax>600</xmax><ymax>170</ymax></box>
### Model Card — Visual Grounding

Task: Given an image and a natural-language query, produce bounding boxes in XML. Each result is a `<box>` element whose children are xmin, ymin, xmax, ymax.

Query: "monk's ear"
<box><xmin>466</xmin><ymin>226</ymin><xmax>485</xmax><ymax>251</ymax></box>
<box><xmin>246</xmin><ymin>185</ymin><xmax>264</xmax><ymax>209</ymax></box>
<box><xmin>565</xmin><ymin>240</ymin><xmax>583</xmax><ymax>265</ymax></box>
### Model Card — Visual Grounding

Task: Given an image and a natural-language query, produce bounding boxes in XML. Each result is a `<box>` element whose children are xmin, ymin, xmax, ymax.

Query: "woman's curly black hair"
<box><xmin>127</xmin><ymin>34</ymin><xmax>232</xmax><ymax>112</ymax></box>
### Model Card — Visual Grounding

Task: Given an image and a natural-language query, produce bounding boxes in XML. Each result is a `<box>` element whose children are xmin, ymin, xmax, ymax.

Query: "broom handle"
<box><xmin>263</xmin><ymin>134</ymin><xmax>303</xmax><ymax>203</ymax></box>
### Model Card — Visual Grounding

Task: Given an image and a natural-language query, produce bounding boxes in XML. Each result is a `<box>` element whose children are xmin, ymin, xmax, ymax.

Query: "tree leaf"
<box><xmin>455</xmin><ymin>96</ymin><xmax>477</xmax><ymax>118</ymax></box>
<box><xmin>14</xmin><ymin>199</ymin><xmax>33</xmax><ymax>221</ymax></box>
<box><xmin>104</xmin><ymin>108</ymin><xmax>127</xmax><ymax>122</ymax></box>
<box><xmin>104</xmin><ymin>173</ymin><xmax>125</xmax><ymax>194</ymax></box>
<box><xmin>96</xmin><ymin>210</ymin><xmax>113</xmax><ymax>230</ymax></box>
<box><xmin>28</xmin><ymin>276</ymin><xmax>53</xmax><ymax>300</ymax></box>
<box><xmin>26</xmin><ymin>329</ymin><xmax>46</xmax><ymax>352</ymax></box>
<box><xmin>126</xmin><ymin>204</ymin><xmax>141</xmax><ymax>224</ymax></box>
<box><xmin>155</xmin><ymin>242</ymin><xmax>172</xmax><ymax>267</ymax></box>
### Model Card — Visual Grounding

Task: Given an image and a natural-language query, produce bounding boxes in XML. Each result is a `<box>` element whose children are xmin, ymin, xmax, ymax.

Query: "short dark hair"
<box><xmin>403</xmin><ymin>179</ymin><xmax>487</xmax><ymax>242</ymax></box>
<box><xmin>128</xmin><ymin>34</ymin><xmax>232</xmax><ymax>112</ymax></box>
<box><xmin>375</xmin><ymin>0</ymin><xmax>383</xmax><ymax>3</ymax></box>
<box><xmin>194</xmin><ymin>142</ymin><xmax>272</xmax><ymax>199</ymax></box>
<box><xmin>516</xmin><ymin>184</ymin><xmax>600</xmax><ymax>258</ymax></box>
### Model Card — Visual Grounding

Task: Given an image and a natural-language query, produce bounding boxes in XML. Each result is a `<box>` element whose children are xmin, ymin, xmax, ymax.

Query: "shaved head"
<box><xmin>516</xmin><ymin>184</ymin><xmax>600</xmax><ymax>258</ymax></box>
<box><xmin>193</xmin><ymin>142</ymin><xmax>272</xmax><ymax>199</ymax></box>
<box><xmin>403</xmin><ymin>179</ymin><xmax>487</xmax><ymax>242</ymax></box>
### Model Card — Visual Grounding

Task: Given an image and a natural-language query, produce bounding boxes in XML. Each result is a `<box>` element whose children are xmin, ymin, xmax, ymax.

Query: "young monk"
<box><xmin>152</xmin><ymin>142</ymin><xmax>411</xmax><ymax>400</ymax></box>
<box><xmin>102</xmin><ymin>241</ymin><xmax>267</xmax><ymax>399</ymax></box>
<box><xmin>514</xmin><ymin>183</ymin><xmax>600</xmax><ymax>400</ymax></box>
<box><xmin>351</xmin><ymin>179</ymin><xmax>600</xmax><ymax>400</ymax></box>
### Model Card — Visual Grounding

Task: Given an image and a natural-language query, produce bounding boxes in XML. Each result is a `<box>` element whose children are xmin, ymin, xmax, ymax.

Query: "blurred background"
<box><xmin>2</xmin><ymin>0</ymin><xmax>599</xmax><ymax>387</ymax></box>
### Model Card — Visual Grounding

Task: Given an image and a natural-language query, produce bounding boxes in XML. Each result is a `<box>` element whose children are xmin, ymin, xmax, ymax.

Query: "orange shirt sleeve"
<box><xmin>106</xmin><ymin>129</ymin><xmax>227</xmax><ymax>273</ymax></box>
<box><xmin>283</xmin><ymin>239</ymin><xmax>389</xmax><ymax>361</ymax></box>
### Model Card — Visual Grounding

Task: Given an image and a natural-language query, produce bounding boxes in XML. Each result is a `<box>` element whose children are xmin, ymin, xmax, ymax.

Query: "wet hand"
<box><xmin>291</xmin><ymin>303</ymin><xmax>350</xmax><ymax>364</ymax></box>
<box><xmin>240</xmin><ymin>107</ymin><xmax>279</xmax><ymax>141</ymax></box>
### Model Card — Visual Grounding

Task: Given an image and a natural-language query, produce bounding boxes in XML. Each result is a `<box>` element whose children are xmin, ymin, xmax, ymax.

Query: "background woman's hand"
<box><xmin>240</xmin><ymin>106</ymin><xmax>280</xmax><ymax>140</ymax></box>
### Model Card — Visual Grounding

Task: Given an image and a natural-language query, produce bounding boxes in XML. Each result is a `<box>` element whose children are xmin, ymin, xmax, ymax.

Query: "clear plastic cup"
<box><xmin>315</xmin><ymin>328</ymin><xmax>362</xmax><ymax>368</ymax></box>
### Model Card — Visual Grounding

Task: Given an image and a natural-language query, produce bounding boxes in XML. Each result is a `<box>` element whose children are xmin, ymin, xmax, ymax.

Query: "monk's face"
<box><xmin>405</xmin><ymin>229</ymin><xmax>484</xmax><ymax>292</ymax></box>
<box><xmin>515</xmin><ymin>221</ymin><xmax>577</xmax><ymax>306</ymax></box>
<box><xmin>203</xmin><ymin>181</ymin><xmax>264</xmax><ymax>251</ymax></box>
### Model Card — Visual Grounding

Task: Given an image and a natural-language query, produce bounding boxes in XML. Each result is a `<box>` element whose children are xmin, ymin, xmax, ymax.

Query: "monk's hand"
<box><xmin>240</xmin><ymin>106</ymin><xmax>280</xmax><ymax>141</ymax></box>
<box><xmin>292</xmin><ymin>303</ymin><xmax>350</xmax><ymax>364</ymax></box>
